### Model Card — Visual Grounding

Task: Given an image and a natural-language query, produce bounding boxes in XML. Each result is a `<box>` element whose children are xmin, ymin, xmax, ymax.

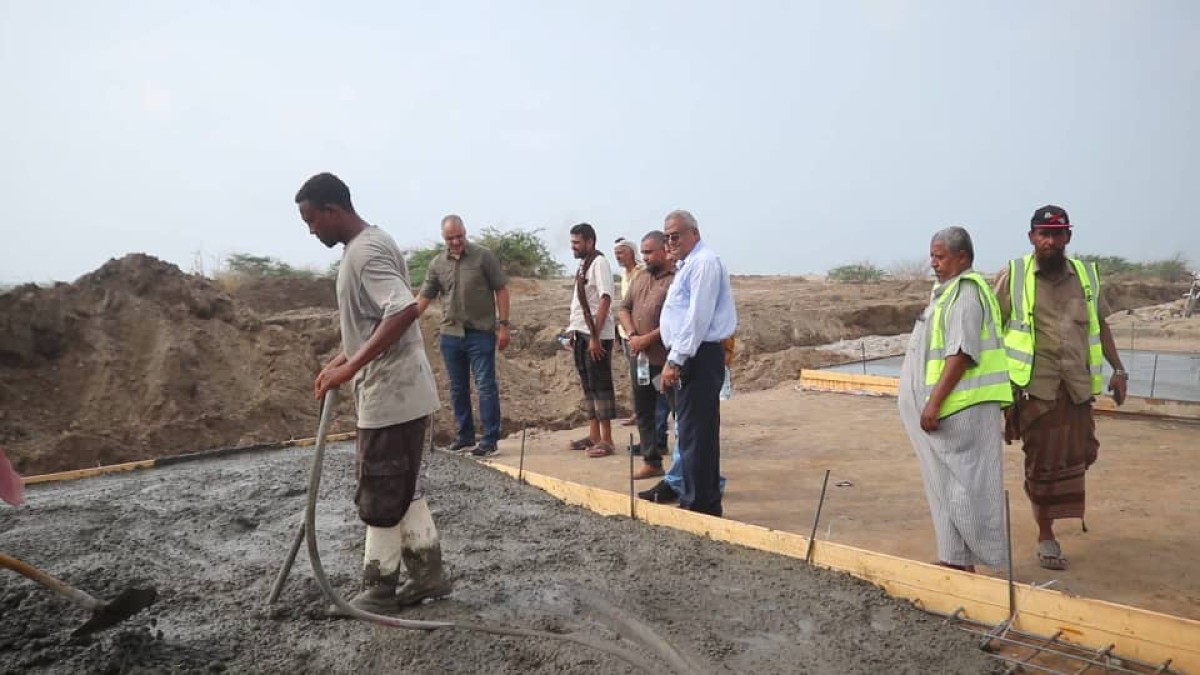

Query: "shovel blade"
<box><xmin>73</xmin><ymin>586</ymin><xmax>158</xmax><ymax>637</ymax></box>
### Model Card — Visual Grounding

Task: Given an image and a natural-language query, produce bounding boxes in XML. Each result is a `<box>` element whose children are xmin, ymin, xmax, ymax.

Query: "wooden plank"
<box><xmin>23</xmin><ymin>459</ymin><xmax>156</xmax><ymax>485</ymax></box>
<box><xmin>488</xmin><ymin>463</ymin><xmax>1200</xmax><ymax>673</ymax></box>
<box><xmin>798</xmin><ymin>369</ymin><xmax>900</xmax><ymax>396</ymax></box>
<box><xmin>799</xmin><ymin>370</ymin><xmax>1200</xmax><ymax>422</ymax></box>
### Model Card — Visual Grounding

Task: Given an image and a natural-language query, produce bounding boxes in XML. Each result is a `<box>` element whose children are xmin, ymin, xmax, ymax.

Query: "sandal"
<box><xmin>586</xmin><ymin>442</ymin><xmax>615</xmax><ymax>458</ymax></box>
<box><xmin>568</xmin><ymin>437</ymin><xmax>595</xmax><ymax>451</ymax></box>
<box><xmin>1036</xmin><ymin>540</ymin><xmax>1068</xmax><ymax>571</ymax></box>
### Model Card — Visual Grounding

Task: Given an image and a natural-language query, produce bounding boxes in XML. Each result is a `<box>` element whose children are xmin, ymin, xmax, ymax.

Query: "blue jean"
<box><xmin>440</xmin><ymin>330</ymin><xmax>501</xmax><ymax>446</ymax></box>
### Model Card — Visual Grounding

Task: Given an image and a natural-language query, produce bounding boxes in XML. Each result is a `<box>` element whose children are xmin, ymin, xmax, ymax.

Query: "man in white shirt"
<box><xmin>564</xmin><ymin>222</ymin><xmax>618</xmax><ymax>458</ymax></box>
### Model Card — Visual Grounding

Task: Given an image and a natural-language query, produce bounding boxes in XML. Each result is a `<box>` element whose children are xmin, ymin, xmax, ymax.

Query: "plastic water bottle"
<box><xmin>719</xmin><ymin>367</ymin><xmax>733</xmax><ymax>400</ymax></box>
<box><xmin>636</xmin><ymin>352</ymin><xmax>650</xmax><ymax>385</ymax></box>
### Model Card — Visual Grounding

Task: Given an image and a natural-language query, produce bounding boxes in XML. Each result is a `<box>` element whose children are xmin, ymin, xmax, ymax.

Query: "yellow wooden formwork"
<box><xmin>798</xmin><ymin>370</ymin><xmax>1200</xmax><ymax>421</ymax></box>
<box><xmin>489</xmin><ymin>463</ymin><xmax>1200</xmax><ymax>673</ymax></box>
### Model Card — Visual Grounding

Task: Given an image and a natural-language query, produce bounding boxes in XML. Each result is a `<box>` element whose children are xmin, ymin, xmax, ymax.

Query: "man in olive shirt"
<box><xmin>995</xmin><ymin>205</ymin><xmax>1127</xmax><ymax>571</ymax></box>
<box><xmin>617</xmin><ymin>231</ymin><xmax>674</xmax><ymax>479</ymax></box>
<box><xmin>417</xmin><ymin>215</ymin><xmax>511</xmax><ymax>458</ymax></box>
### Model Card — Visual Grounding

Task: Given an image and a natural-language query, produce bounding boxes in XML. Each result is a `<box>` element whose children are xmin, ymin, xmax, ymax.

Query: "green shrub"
<box><xmin>225</xmin><ymin>253</ymin><xmax>320</xmax><ymax>279</ymax></box>
<box><xmin>827</xmin><ymin>262</ymin><xmax>887</xmax><ymax>283</ymax></box>
<box><xmin>1075</xmin><ymin>253</ymin><xmax>1191</xmax><ymax>282</ymax></box>
<box><xmin>405</xmin><ymin>227</ymin><xmax>565</xmax><ymax>287</ymax></box>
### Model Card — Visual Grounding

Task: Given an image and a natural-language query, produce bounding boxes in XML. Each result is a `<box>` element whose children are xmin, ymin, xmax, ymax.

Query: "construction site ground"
<box><xmin>488</xmin><ymin>384</ymin><xmax>1200</xmax><ymax>622</ymax></box>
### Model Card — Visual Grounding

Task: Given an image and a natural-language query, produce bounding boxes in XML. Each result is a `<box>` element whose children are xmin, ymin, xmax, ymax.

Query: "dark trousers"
<box><xmin>675</xmin><ymin>342</ymin><xmax>724</xmax><ymax>517</ymax></box>
<box><xmin>633</xmin><ymin>363</ymin><xmax>665</xmax><ymax>467</ymax></box>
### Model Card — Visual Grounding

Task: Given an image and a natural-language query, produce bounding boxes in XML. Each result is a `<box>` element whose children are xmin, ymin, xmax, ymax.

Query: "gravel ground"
<box><xmin>0</xmin><ymin>444</ymin><xmax>999</xmax><ymax>674</ymax></box>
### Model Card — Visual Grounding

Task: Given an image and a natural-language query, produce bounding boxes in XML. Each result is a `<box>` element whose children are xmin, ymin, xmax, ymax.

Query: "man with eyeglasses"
<box><xmin>994</xmin><ymin>205</ymin><xmax>1127</xmax><ymax>571</ymax></box>
<box><xmin>658</xmin><ymin>210</ymin><xmax>737</xmax><ymax>517</ymax></box>
<box><xmin>417</xmin><ymin>215</ymin><xmax>511</xmax><ymax>458</ymax></box>
<box><xmin>617</xmin><ymin>231</ymin><xmax>674</xmax><ymax>479</ymax></box>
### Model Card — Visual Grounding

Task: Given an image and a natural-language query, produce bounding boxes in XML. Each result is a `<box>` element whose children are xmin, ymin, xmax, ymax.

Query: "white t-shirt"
<box><xmin>568</xmin><ymin>254</ymin><xmax>616</xmax><ymax>339</ymax></box>
<box><xmin>337</xmin><ymin>226</ymin><xmax>439</xmax><ymax>428</ymax></box>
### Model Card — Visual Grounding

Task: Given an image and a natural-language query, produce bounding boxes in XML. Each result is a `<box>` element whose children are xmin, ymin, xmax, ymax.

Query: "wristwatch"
<box><xmin>1112</xmin><ymin>369</ymin><xmax>1128</xmax><ymax>378</ymax></box>
<box><xmin>497</xmin><ymin>320</ymin><xmax>510</xmax><ymax>327</ymax></box>
<box><xmin>667</xmin><ymin>359</ymin><xmax>683</xmax><ymax>370</ymax></box>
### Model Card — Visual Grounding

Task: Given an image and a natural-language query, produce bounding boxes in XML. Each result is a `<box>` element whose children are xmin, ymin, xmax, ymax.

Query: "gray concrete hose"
<box><xmin>301</xmin><ymin>390</ymin><xmax>697</xmax><ymax>675</ymax></box>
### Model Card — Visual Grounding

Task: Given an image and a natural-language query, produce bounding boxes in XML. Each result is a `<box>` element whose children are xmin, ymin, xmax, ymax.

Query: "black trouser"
<box><xmin>675</xmin><ymin>342</ymin><xmax>724</xmax><ymax>517</ymax></box>
<box><xmin>633</xmin><ymin>363</ymin><xmax>665</xmax><ymax>467</ymax></box>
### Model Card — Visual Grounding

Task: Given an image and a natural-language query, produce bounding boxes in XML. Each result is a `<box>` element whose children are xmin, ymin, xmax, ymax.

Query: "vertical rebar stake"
<box><xmin>518</xmin><ymin>424</ymin><xmax>527</xmax><ymax>484</ymax></box>
<box><xmin>805</xmin><ymin>469</ymin><xmax>832</xmax><ymax>564</ymax></box>
<box><xmin>1004</xmin><ymin>490</ymin><xmax>1015</xmax><ymax>621</ymax></box>
<box><xmin>628</xmin><ymin>433</ymin><xmax>636</xmax><ymax>518</ymax></box>
<box><xmin>861</xmin><ymin>342</ymin><xmax>867</xmax><ymax>375</ymax></box>
<box><xmin>1149</xmin><ymin>353</ymin><xmax>1159</xmax><ymax>399</ymax></box>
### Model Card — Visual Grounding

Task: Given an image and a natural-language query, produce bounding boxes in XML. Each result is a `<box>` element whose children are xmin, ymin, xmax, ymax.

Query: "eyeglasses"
<box><xmin>664</xmin><ymin>232</ymin><xmax>685</xmax><ymax>243</ymax></box>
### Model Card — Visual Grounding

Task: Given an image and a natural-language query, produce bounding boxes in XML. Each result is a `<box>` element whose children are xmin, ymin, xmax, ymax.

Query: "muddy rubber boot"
<box><xmin>329</xmin><ymin>523</ymin><xmax>404</xmax><ymax>616</ymax></box>
<box><xmin>394</xmin><ymin>498</ymin><xmax>453</xmax><ymax>607</ymax></box>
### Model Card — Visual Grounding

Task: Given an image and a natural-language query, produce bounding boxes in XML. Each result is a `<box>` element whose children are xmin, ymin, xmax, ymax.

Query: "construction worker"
<box><xmin>898</xmin><ymin>226</ymin><xmax>1010</xmax><ymax>573</ymax></box>
<box><xmin>995</xmin><ymin>205</ymin><xmax>1128</xmax><ymax>571</ymax></box>
<box><xmin>0</xmin><ymin>447</ymin><xmax>22</xmax><ymax>506</ymax></box>
<box><xmin>296</xmin><ymin>173</ymin><xmax>450</xmax><ymax>613</ymax></box>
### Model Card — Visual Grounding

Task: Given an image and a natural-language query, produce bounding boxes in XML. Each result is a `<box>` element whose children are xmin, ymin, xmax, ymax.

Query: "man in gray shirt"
<box><xmin>417</xmin><ymin>215</ymin><xmax>511</xmax><ymax>458</ymax></box>
<box><xmin>297</xmin><ymin>172</ymin><xmax>449</xmax><ymax>614</ymax></box>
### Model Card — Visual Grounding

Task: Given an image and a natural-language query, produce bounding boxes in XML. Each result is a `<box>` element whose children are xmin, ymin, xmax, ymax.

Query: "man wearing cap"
<box><xmin>995</xmin><ymin>205</ymin><xmax>1128</xmax><ymax>571</ymax></box>
<box><xmin>614</xmin><ymin>237</ymin><xmax>644</xmax><ymax>429</ymax></box>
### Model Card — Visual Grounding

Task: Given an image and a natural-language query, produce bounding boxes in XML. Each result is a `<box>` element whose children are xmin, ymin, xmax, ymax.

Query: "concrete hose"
<box><xmin>303</xmin><ymin>390</ymin><xmax>691</xmax><ymax>675</ymax></box>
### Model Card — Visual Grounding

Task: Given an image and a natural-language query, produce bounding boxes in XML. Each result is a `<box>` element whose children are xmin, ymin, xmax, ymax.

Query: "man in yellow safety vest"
<box><xmin>995</xmin><ymin>205</ymin><xmax>1128</xmax><ymax>571</ymax></box>
<box><xmin>898</xmin><ymin>226</ymin><xmax>1011</xmax><ymax>573</ymax></box>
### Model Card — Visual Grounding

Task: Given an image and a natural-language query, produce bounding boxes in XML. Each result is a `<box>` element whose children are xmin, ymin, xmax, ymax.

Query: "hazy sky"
<box><xmin>2</xmin><ymin>1</ymin><xmax>1197</xmax><ymax>283</ymax></box>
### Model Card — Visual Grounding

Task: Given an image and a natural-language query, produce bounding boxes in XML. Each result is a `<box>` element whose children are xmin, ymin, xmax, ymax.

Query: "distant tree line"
<box><xmin>827</xmin><ymin>253</ymin><xmax>1192</xmax><ymax>284</ymax></box>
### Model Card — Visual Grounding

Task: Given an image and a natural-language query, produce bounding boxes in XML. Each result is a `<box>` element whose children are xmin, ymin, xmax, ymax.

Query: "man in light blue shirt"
<box><xmin>658</xmin><ymin>209</ymin><xmax>737</xmax><ymax>517</ymax></box>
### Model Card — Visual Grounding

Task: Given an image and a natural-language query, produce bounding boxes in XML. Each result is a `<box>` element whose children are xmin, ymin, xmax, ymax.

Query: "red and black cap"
<box><xmin>1030</xmin><ymin>205</ymin><xmax>1070</xmax><ymax>229</ymax></box>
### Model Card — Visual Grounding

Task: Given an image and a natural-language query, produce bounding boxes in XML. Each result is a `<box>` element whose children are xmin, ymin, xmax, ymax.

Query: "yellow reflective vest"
<box><xmin>1003</xmin><ymin>254</ymin><xmax>1104</xmax><ymax>394</ymax></box>
<box><xmin>925</xmin><ymin>272</ymin><xmax>1014</xmax><ymax>418</ymax></box>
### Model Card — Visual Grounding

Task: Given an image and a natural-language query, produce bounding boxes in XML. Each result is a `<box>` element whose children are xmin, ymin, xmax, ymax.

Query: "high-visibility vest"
<box><xmin>1003</xmin><ymin>254</ymin><xmax>1103</xmax><ymax>394</ymax></box>
<box><xmin>925</xmin><ymin>272</ymin><xmax>1014</xmax><ymax>418</ymax></box>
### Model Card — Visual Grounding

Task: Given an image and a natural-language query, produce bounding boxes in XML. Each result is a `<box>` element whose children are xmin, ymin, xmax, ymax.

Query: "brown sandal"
<box><xmin>586</xmin><ymin>442</ymin><xmax>615</xmax><ymax>458</ymax></box>
<box><xmin>568</xmin><ymin>437</ymin><xmax>595</xmax><ymax>451</ymax></box>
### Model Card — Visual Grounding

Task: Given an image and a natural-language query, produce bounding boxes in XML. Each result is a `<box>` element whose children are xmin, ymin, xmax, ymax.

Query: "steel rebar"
<box><xmin>805</xmin><ymin>469</ymin><xmax>831</xmax><ymax>564</ymax></box>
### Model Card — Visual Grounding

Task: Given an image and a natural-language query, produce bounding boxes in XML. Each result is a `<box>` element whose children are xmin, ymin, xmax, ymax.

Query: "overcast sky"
<box><xmin>2</xmin><ymin>1</ymin><xmax>1197</xmax><ymax>284</ymax></box>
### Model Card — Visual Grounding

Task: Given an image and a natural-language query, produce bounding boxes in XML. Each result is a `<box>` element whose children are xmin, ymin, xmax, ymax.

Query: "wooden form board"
<box><xmin>798</xmin><ymin>370</ymin><xmax>1200</xmax><ymax>422</ymax></box>
<box><xmin>489</xmin><ymin>463</ymin><xmax>1200</xmax><ymax>673</ymax></box>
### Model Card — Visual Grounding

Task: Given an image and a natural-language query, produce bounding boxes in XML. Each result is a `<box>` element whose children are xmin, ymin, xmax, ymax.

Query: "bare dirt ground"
<box><xmin>1</xmin><ymin>255</ymin><xmax>1187</xmax><ymax>476</ymax></box>
<box><xmin>487</xmin><ymin>386</ymin><xmax>1200</xmax><ymax>621</ymax></box>
<box><xmin>0</xmin><ymin>445</ymin><xmax>999</xmax><ymax>674</ymax></box>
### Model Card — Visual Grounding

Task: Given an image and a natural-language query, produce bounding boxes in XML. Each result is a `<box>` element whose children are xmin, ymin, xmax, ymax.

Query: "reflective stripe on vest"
<box><xmin>1003</xmin><ymin>254</ymin><xmax>1103</xmax><ymax>394</ymax></box>
<box><xmin>925</xmin><ymin>272</ymin><xmax>1014</xmax><ymax>418</ymax></box>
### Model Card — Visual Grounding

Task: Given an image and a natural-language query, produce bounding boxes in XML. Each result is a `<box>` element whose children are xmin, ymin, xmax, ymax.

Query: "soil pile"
<box><xmin>0</xmin><ymin>445</ymin><xmax>1001</xmax><ymax>674</ymax></box>
<box><xmin>1</xmin><ymin>255</ymin><xmax>1186</xmax><ymax>476</ymax></box>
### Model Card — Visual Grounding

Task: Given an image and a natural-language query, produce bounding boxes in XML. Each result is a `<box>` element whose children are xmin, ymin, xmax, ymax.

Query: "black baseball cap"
<box><xmin>1030</xmin><ymin>205</ymin><xmax>1070</xmax><ymax>229</ymax></box>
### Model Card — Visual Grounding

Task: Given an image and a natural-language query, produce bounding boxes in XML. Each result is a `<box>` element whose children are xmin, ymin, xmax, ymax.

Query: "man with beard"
<box><xmin>995</xmin><ymin>205</ymin><xmax>1128</xmax><ymax>571</ymax></box>
<box><xmin>617</xmin><ymin>231</ymin><xmax>674</xmax><ymax>479</ymax></box>
<box><xmin>297</xmin><ymin>173</ymin><xmax>450</xmax><ymax>612</ymax></box>
<box><xmin>565</xmin><ymin>222</ymin><xmax>618</xmax><ymax>457</ymax></box>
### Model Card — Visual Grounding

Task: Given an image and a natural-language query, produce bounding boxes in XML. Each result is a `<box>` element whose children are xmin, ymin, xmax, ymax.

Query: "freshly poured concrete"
<box><xmin>0</xmin><ymin>444</ymin><xmax>998</xmax><ymax>674</ymax></box>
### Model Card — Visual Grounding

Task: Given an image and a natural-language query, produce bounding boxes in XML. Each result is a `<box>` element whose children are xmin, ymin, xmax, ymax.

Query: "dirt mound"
<box><xmin>227</xmin><ymin>275</ymin><xmax>337</xmax><ymax>314</ymax></box>
<box><xmin>0</xmin><ymin>255</ymin><xmax>354</xmax><ymax>475</ymax></box>
<box><xmin>2</xmin><ymin>257</ymin><xmax>1187</xmax><ymax>476</ymax></box>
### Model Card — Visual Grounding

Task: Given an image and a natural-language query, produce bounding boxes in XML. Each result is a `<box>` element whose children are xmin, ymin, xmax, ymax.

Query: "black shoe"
<box><xmin>470</xmin><ymin>443</ymin><xmax>499</xmax><ymax>458</ymax></box>
<box><xmin>447</xmin><ymin>439</ymin><xmax>474</xmax><ymax>454</ymax></box>
<box><xmin>637</xmin><ymin>480</ymin><xmax>678</xmax><ymax>504</ymax></box>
